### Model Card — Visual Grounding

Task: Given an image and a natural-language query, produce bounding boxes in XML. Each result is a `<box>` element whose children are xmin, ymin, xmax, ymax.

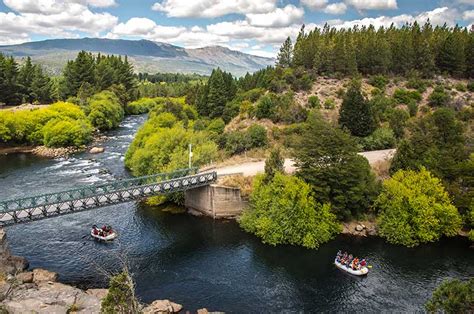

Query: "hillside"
<box><xmin>0</xmin><ymin>38</ymin><xmax>274</xmax><ymax>76</ymax></box>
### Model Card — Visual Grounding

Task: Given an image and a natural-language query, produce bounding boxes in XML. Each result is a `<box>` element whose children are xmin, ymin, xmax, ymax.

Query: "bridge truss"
<box><xmin>0</xmin><ymin>168</ymin><xmax>217</xmax><ymax>227</ymax></box>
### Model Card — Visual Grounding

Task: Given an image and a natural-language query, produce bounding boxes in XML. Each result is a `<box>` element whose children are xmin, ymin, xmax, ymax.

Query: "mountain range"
<box><xmin>0</xmin><ymin>38</ymin><xmax>275</xmax><ymax>77</ymax></box>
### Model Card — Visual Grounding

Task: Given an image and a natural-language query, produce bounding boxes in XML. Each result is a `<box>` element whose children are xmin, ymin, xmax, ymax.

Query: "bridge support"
<box><xmin>184</xmin><ymin>184</ymin><xmax>246</xmax><ymax>219</ymax></box>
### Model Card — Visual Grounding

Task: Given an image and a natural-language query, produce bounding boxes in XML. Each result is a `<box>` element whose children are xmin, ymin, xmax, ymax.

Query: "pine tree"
<box><xmin>18</xmin><ymin>57</ymin><xmax>35</xmax><ymax>102</ymax></box>
<box><xmin>437</xmin><ymin>31</ymin><xmax>466</xmax><ymax>77</ymax></box>
<box><xmin>206</xmin><ymin>68</ymin><xmax>228</xmax><ymax>118</ymax></box>
<box><xmin>277</xmin><ymin>37</ymin><xmax>293</xmax><ymax>68</ymax></box>
<box><xmin>264</xmin><ymin>147</ymin><xmax>284</xmax><ymax>182</ymax></box>
<box><xmin>339</xmin><ymin>80</ymin><xmax>376</xmax><ymax>137</ymax></box>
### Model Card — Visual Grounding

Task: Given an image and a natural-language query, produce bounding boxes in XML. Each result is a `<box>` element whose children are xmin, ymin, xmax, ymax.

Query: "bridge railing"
<box><xmin>0</xmin><ymin>167</ymin><xmax>197</xmax><ymax>213</ymax></box>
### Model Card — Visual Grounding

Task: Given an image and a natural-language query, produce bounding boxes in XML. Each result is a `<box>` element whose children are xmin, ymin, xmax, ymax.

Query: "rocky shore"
<box><xmin>0</xmin><ymin>229</ymin><xmax>220</xmax><ymax>313</ymax></box>
<box><xmin>341</xmin><ymin>220</ymin><xmax>378</xmax><ymax>237</ymax></box>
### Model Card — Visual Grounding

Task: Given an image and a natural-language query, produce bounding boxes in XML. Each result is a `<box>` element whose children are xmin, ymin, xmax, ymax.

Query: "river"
<box><xmin>0</xmin><ymin>114</ymin><xmax>473</xmax><ymax>313</ymax></box>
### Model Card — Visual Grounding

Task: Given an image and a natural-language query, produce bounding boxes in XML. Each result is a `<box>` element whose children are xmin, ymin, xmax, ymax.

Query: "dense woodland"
<box><xmin>0</xmin><ymin>22</ymin><xmax>473</xmax><ymax>253</ymax></box>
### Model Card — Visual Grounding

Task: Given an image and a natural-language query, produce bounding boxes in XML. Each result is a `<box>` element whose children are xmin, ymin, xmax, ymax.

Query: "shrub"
<box><xmin>87</xmin><ymin>91</ymin><xmax>124</xmax><ymax>130</ymax></box>
<box><xmin>406</xmin><ymin>75</ymin><xmax>429</xmax><ymax>93</ymax></box>
<box><xmin>239</xmin><ymin>173</ymin><xmax>341</xmax><ymax>249</ymax></box>
<box><xmin>425</xmin><ymin>278</ymin><xmax>474</xmax><ymax>314</ymax></box>
<box><xmin>369</xmin><ymin>95</ymin><xmax>396</xmax><ymax>123</ymax></box>
<box><xmin>454</xmin><ymin>83</ymin><xmax>467</xmax><ymax>92</ymax></box>
<box><xmin>388</xmin><ymin>108</ymin><xmax>409</xmax><ymax>139</ymax></box>
<box><xmin>101</xmin><ymin>271</ymin><xmax>140</xmax><ymax>314</ymax></box>
<box><xmin>255</xmin><ymin>94</ymin><xmax>275</xmax><ymax>120</ymax></box>
<box><xmin>407</xmin><ymin>101</ymin><xmax>418</xmax><ymax>117</ymax></box>
<box><xmin>368</xmin><ymin>75</ymin><xmax>389</xmax><ymax>89</ymax></box>
<box><xmin>393</xmin><ymin>88</ymin><xmax>422</xmax><ymax>104</ymax></box>
<box><xmin>428</xmin><ymin>86</ymin><xmax>451</xmax><ymax>107</ymax></box>
<box><xmin>206</xmin><ymin>118</ymin><xmax>225</xmax><ymax>135</ymax></box>
<box><xmin>264</xmin><ymin>147</ymin><xmax>284</xmax><ymax>182</ymax></box>
<box><xmin>467</xmin><ymin>81</ymin><xmax>474</xmax><ymax>92</ymax></box>
<box><xmin>323</xmin><ymin>98</ymin><xmax>335</xmax><ymax>109</ymax></box>
<box><xmin>42</xmin><ymin>118</ymin><xmax>92</xmax><ymax>147</ymax></box>
<box><xmin>357</xmin><ymin>127</ymin><xmax>396</xmax><ymax>151</ymax></box>
<box><xmin>247</xmin><ymin>124</ymin><xmax>268</xmax><ymax>148</ymax></box>
<box><xmin>308</xmin><ymin>95</ymin><xmax>320</xmax><ymax>108</ymax></box>
<box><xmin>376</xmin><ymin>168</ymin><xmax>462</xmax><ymax>247</ymax></box>
<box><xmin>126</xmin><ymin>97</ymin><xmax>157</xmax><ymax>114</ymax></box>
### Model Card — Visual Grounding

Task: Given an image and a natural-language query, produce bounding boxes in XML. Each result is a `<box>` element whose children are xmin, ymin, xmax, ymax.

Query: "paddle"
<box><xmin>367</xmin><ymin>265</ymin><xmax>373</xmax><ymax>268</ymax></box>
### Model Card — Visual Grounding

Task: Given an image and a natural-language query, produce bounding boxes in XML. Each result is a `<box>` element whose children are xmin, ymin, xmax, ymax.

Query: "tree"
<box><xmin>264</xmin><ymin>147</ymin><xmax>284</xmax><ymax>182</ymax></box>
<box><xmin>425</xmin><ymin>278</ymin><xmax>474</xmax><ymax>314</ymax></box>
<box><xmin>339</xmin><ymin>80</ymin><xmax>376</xmax><ymax>137</ymax></box>
<box><xmin>101</xmin><ymin>271</ymin><xmax>140</xmax><ymax>314</ymax></box>
<box><xmin>277</xmin><ymin>37</ymin><xmax>293</xmax><ymax>68</ymax></box>
<box><xmin>437</xmin><ymin>31</ymin><xmax>466</xmax><ymax>77</ymax></box>
<box><xmin>294</xmin><ymin>112</ymin><xmax>378</xmax><ymax>220</ymax></box>
<box><xmin>376</xmin><ymin>168</ymin><xmax>462</xmax><ymax>247</ymax></box>
<box><xmin>239</xmin><ymin>173</ymin><xmax>341</xmax><ymax>249</ymax></box>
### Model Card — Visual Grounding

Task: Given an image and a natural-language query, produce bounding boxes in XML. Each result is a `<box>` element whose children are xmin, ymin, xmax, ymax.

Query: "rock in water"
<box><xmin>143</xmin><ymin>299</ymin><xmax>183</xmax><ymax>313</ymax></box>
<box><xmin>89</xmin><ymin>147</ymin><xmax>105</xmax><ymax>154</ymax></box>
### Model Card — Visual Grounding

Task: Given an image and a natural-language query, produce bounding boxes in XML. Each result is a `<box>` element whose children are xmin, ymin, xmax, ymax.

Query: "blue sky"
<box><xmin>0</xmin><ymin>0</ymin><xmax>473</xmax><ymax>57</ymax></box>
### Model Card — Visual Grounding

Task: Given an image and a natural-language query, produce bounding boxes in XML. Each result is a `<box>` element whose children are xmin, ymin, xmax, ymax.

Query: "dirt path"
<box><xmin>211</xmin><ymin>149</ymin><xmax>396</xmax><ymax>176</ymax></box>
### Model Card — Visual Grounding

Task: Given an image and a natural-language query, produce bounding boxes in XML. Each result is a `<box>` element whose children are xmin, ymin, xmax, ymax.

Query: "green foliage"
<box><xmin>294</xmin><ymin>112</ymin><xmax>379</xmax><ymax>220</ymax></box>
<box><xmin>206</xmin><ymin>118</ymin><xmax>225</xmax><ymax>135</ymax></box>
<box><xmin>239</xmin><ymin>173</ymin><xmax>341</xmax><ymax>249</ymax></box>
<box><xmin>277</xmin><ymin>37</ymin><xmax>293</xmax><ymax>68</ymax></box>
<box><xmin>393</xmin><ymin>88</ymin><xmax>422</xmax><ymax>104</ymax></box>
<box><xmin>255</xmin><ymin>92</ymin><xmax>306</xmax><ymax>123</ymax></box>
<box><xmin>388</xmin><ymin>108</ymin><xmax>410</xmax><ymax>139</ymax></box>
<box><xmin>101</xmin><ymin>271</ymin><xmax>140</xmax><ymax>314</ymax></box>
<box><xmin>454</xmin><ymin>83</ymin><xmax>467</xmax><ymax>92</ymax></box>
<box><xmin>369</xmin><ymin>95</ymin><xmax>395</xmax><ymax>123</ymax></box>
<box><xmin>255</xmin><ymin>94</ymin><xmax>275</xmax><ymax>120</ymax></box>
<box><xmin>42</xmin><ymin>118</ymin><xmax>92</xmax><ymax>148</ymax></box>
<box><xmin>323</xmin><ymin>98</ymin><xmax>335</xmax><ymax>109</ymax></box>
<box><xmin>405</xmin><ymin>72</ymin><xmax>429</xmax><ymax>93</ymax></box>
<box><xmin>428</xmin><ymin>86</ymin><xmax>451</xmax><ymax>107</ymax></box>
<box><xmin>467</xmin><ymin>81</ymin><xmax>474</xmax><ymax>92</ymax></box>
<box><xmin>368</xmin><ymin>75</ymin><xmax>389</xmax><ymax>89</ymax></box>
<box><xmin>264</xmin><ymin>147</ymin><xmax>284</xmax><ymax>182</ymax></box>
<box><xmin>87</xmin><ymin>91</ymin><xmax>124</xmax><ymax>131</ymax></box>
<box><xmin>223</xmin><ymin>124</ymin><xmax>268</xmax><ymax>155</ymax></box>
<box><xmin>308</xmin><ymin>95</ymin><xmax>320</xmax><ymax>108</ymax></box>
<box><xmin>377</xmin><ymin>168</ymin><xmax>462</xmax><ymax>247</ymax></box>
<box><xmin>196</xmin><ymin>68</ymin><xmax>236</xmax><ymax>118</ymax></box>
<box><xmin>62</xmin><ymin>51</ymin><xmax>135</xmax><ymax>99</ymax></box>
<box><xmin>357</xmin><ymin>127</ymin><xmax>396</xmax><ymax>151</ymax></box>
<box><xmin>339</xmin><ymin>81</ymin><xmax>377</xmax><ymax>137</ymax></box>
<box><xmin>425</xmin><ymin>278</ymin><xmax>474</xmax><ymax>314</ymax></box>
<box><xmin>0</xmin><ymin>102</ymin><xmax>92</xmax><ymax>147</ymax></box>
<box><xmin>125</xmin><ymin>112</ymin><xmax>218</xmax><ymax>176</ymax></box>
<box><xmin>126</xmin><ymin>97</ymin><xmax>158</xmax><ymax>114</ymax></box>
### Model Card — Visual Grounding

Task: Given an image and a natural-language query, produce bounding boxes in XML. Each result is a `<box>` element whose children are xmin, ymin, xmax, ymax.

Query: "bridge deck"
<box><xmin>0</xmin><ymin>169</ymin><xmax>217</xmax><ymax>226</ymax></box>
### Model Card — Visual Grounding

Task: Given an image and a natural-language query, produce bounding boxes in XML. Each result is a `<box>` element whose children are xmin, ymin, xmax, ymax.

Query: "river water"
<box><xmin>0</xmin><ymin>114</ymin><xmax>473</xmax><ymax>313</ymax></box>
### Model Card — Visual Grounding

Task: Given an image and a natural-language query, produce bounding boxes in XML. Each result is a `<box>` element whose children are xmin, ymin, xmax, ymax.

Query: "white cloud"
<box><xmin>345</xmin><ymin>0</ymin><xmax>397</xmax><ymax>10</ymax></box>
<box><xmin>152</xmin><ymin>0</ymin><xmax>277</xmax><ymax>18</ymax></box>
<box><xmin>86</xmin><ymin>0</ymin><xmax>117</xmax><ymax>7</ymax></box>
<box><xmin>108</xmin><ymin>17</ymin><xmax>185</xmax><ymax>39</ymax></box>
<box><xmin>246</xmin><ymin>5</ymin><xmax>304</xmax><ymax>27</ymax></box>
<box><xmin>323</xmin><ymin>2</ymin><xmax>347</xmax><ymax>14</ymax></box>
<box><xmin>324</xmin><ymin>7</ymin><xmax>459</xmax><ymax>29</ymax></box>
<box><xmin>300</xmin><ymin>0</ymin><xmax>328</xmax><ymax>10</ymax></box>
<box><xmin>458</xmin><ymin>0</ymin><xmax>474</xmax><ymax>4</ymax></box>
<box><xmin>463</xmin><ymin>10</ymin><xmax>474</xmax><ymax>21</ymax></box>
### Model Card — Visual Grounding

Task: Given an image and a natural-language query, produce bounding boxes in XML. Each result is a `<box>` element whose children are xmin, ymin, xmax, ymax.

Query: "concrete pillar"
<box><xmin>184</xmin><ymin>184</ymin><xmax>246</xmax><ymax>218</ymax></box>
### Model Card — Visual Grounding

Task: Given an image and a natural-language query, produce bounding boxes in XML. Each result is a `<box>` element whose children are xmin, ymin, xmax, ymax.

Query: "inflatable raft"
<box><xmin>335</xmin><ymin>258</ymin><xmax>369</xmax><ymax>276</ymax></box>
<box><xmin>91</xmin><ymin>226</ymin><xmax>117</xmax><ymax>241</ymax></box>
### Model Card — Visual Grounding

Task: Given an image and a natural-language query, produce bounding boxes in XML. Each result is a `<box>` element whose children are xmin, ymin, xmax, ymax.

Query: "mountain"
<box><xmin>0</xmin><ymin>38</ymin><xmax>274</xmax><ymax>76</ymax></box>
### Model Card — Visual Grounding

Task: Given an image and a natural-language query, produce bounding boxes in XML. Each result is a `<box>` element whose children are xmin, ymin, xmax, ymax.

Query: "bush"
<box><xmin>247</xmin><ymin>124</ymin><xmax>268</xmax><ymax>148</ymax></box>
<box><xmin>357</xmin><ymin>127</ymin><xmax>396</xmax><ymax>151</ymax></box>
<box><xmin>406</xmin><ymin>75</ymin><xmax>428</xmax><ymax>93</ymax></box>
<box><xmin>467</xmin><ymin>81</ymin><xmax>474</xmax><ymax>92</ymax></box>
<box><xmin>369</xmin><ymin>95</ymin><xmax>396</xmax><ymax>123</ymax></box>
<box><xmin>428</xmin><ymin>86</ymin><xmax>451</xmax><ymax>107</ymax></box>
<box><xmin>454</xmin><ymin>83</ymin><xmax>467</xmax><ymax>92</ymax></box>
<box><xmin>239</xmin><ymin>173</ymin><xmax>341</xmax><ymax>249</ymax></box>
<box><xmin>407</xmin><ymin>101</ymin><xmax>418</xmax><ymax>117</ymax></box>
<box><xmin>323</xmin><ymin>98</ymin><xmax>335</xmax><ymax>109</ymax></box>
<box><xmin>206</xmin><ymin>118</ymin><xmax>225</xmax><ymax>134</ymax></box>
<box><xmin>126</xmin><ymin>97</ymin><xmax>157</xmax><ymax>114</ymax></box>
<box><xmin>376</xmin><ymin>168</ymin><xmax>462</xmax><ymax>247</ymax></box>
<box><xmin>393</xmin><ymin>88</ymin><xmax>422</xmax><ymax>104</ymax></box>
<box><xmin>101</xmin><ymin>271</ymin><xmax>140</xmax><ymax>314</ymax></box>
<box><xmin>125</xmin><ymin>112</ymin><xmax>218</xmax><ymax>176</ymax></box>
<box><xmin>425</xmin><ymin>278</ymin><xmax>474</xmax><ymax>314</ymax></box>
<box><xmin>87</xmin><ymin>91</ymin><xmax>124</xmax><ymax>130</ymax></box>
<box><xmin>308</xmin><ymin>95</ymin><xmax>320</xmax><ymax>108</ymax></box>
<box><xmin>42</xmin><ymin>118</ymin><xmax>92</xmax><ymax>147</ymax></box>
<box><xmin>255</xmin><ymin>94</ymin><xmax>275</xmax><ymax>120</ymax></box>
<box><xmin>368</xmin><ymin>75</ymin><xmax>389</xmax><ymax>89</ymax></box>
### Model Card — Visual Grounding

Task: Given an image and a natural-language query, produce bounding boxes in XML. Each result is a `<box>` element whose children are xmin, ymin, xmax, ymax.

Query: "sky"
<box><xmin>0</xmin><ymin>0</ymin><xmax>473</xmax><ymax>58</ymax></box>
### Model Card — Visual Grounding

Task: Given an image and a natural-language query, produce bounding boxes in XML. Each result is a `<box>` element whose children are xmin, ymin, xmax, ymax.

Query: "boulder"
<box><xmin>86</xmin><ymin>288</ymin><xmax>108</xmax><ymax>299</ymax></box>
<box><xmin>143</xmin><ymin>299</ymin><xmax>183</xmax><ymax>314</ymax></box>
<box><xmin>0</xmin><ymin>256</ymin><xmax>29</xmax><ymax>275</ymax></box>
<box><xmin>355</xmin><ymin>224</ymin><xmax>364</xmax><ymax>232</ymax></box>
<box><xmin>89</xmin><ymin>147</ymin><xmax>105</xmax><ymax>154</ymax></box>
<box><xmin>16</xmin><ymin>272</ymin><xmax>33</xmax><ymax>284</ymax></box>
<box><xmin>32</xmin><ymin>269</ymin><xmax>58</xmax><ymax>283</ymax></box>
<box><xmin>197</xmin><ymin>309</ymin><xmax>209</xmax><ymax>314</ymax></box>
